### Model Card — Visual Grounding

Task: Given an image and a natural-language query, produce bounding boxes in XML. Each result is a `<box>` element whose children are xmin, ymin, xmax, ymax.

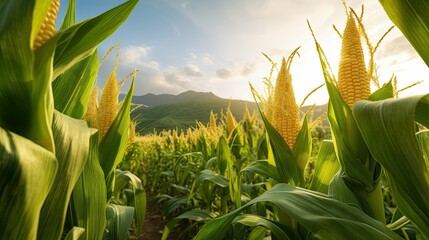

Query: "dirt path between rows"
<box><xmin>131</xmin><ymin>191</ymin><xmax>181</xmax><ymax>240</ymax></box>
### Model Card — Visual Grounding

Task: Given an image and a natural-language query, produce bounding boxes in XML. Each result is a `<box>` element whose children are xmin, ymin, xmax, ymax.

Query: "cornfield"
<box><xmin>1</xmin><ymin>0</ymin><xmax>429</xmax><ymax>240</ymax></box>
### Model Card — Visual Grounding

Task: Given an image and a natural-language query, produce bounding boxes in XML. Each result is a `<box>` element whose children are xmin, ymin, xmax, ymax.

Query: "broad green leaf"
<box><xmin>59</xmin><ymin>0</ymin><xmax>76</xmax><ymax>30</ymax></box>
<box><xmin>70</xmin><ymin>130</ymin><xmax>106</xmax><ymax>240</ymax></box>
<box><xmin>114</xmin><ymin>169</ymin><xmax>146</xmax><ymax>236</ymax></box>
<box><xmin>30</xmin><ymin>32</ymin><xmax>60</xmax><ymax>152</ymax></box>
<box><xmin>379</xmin><ymin>0</ymin><xmax>429</xmax><ymax>66</ymax></box>
<box><xmin>354</xmin><ymin>95</ymin><xmax>429</xmax><ymax>239</ymax></box>
<box><xmin>247</xmin><ymin>226</ymin><xmax>267</xmax><ymax>240</ymax></box>
<box><xmin>0</xmin><ymin>0</ymin><xmax>58</xmax><ymax>152</ymax></box>
<box><xmin>106</xmin><ymin>204</ymin><xmax>134</xmax><ymax>240</ymax></box>
<box><xmin>234</xmin><ymin>214</ymin><xmax>300</xmax><ymax>240</ymax></box>
<box><xmin>194</xmin><ymin>184</ymin><xmax>402</xmax><ymax>240</ymax></box>
<box><xmin>416</xmin><ymin>130</ymin><xmax>429</xmax><ymax>167</ymax></box>
<box><xmin>53</xmin><ymin>0</ymin><xmax>139</xmax><ymax>78</ymax></box>
<box><xmin>38</xmin><ymin>111</ymin><xmax>92</xmax><ymax>240</ymax></box>
<box><xmin>242</xmin><ymin>160</ymin><xmax>280</xmax><ymax>182</ymax></box>
<box><xmin>53</xmin><ymin>50</ymin><xmax>98</xmax><ymax>119</ymax></box>
<box><xmin>163</xmin><ymin>196</ymin><xmax>188</xmax><ymax>215</ymax></box>
<box><xmin>368</xmin><ymin>81</ymin><xmax>394</xmax><ymax>101</ymax></box>
<box><xmin>196</xmin><ymin>169</ymin><xmax>229</xmax><ymax>188</ymax></box>
<box><xmin>293</xmin><ymin>116</ymin><xmax>312</xmax><ymax>175</ymax></box>
<box><xmin>99</xmin><ymin>79</ymin><xmax>134</xmax><ymax>178</ymax></box>
<box><xmin>64</xmin><ymin>227</ymin><xmax>86</xmax><ymax>240</ymax></box>
<box><xmin>325</xmin><ymin>81</ymin><xmax>373</xmax><ymax>188</ymax></box>
<box><xmin>175</xmin><ymin>209</ymin><xmax>218</xmax><ymax>221</ymax></box>
<box><xmin>0</xmin><ymin>127</ymin><xmax>57</xmax><ymax>240</ymax></box>
<box><xmin>309</xmin><ymin>140</ymin><xmax>339</xmax><ymax>194</ymax></box>
<box><xmin>161</xmin><ymin>210</ymin><xmax>217</xmax><ymax>240</ymax></box>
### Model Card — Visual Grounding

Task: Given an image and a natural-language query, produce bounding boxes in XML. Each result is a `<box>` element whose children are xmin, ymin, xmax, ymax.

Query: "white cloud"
<box><xmin>120</xmin><ymin>45</ymin><xmax>154</xmax><ymax>67</ymax></box>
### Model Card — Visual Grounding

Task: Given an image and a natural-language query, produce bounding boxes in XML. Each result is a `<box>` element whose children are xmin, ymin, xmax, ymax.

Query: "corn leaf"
<box><xmin>114</xmin><ymin>169</ymin><xmax>146</xmax><ymax>236</ymax></box>
<box><xmin>416</xmin><ymin>130</ymin><xmax>429</xmax><ymax>167</ymax></box>
<box><xmin>53</xmin><ymin>50</ymin><xmax>98</xmax><ymax>119</ymax></box>
<box><xmin>105</xmin><ymin>204</ymin><xmax>135</xmax><ymax>240</ymax></box>
<box><xmin>194</xmin><ymin>184</ymin><xmax>402</xmax><ymax>240</ymax></box>
<box><xmin>64</xmin><ymin>227</ymin><xmax>86</xmax><ymax>240</ymax></box>
<box><xmin>99</xmin><ymin>79</ymin><xmax>134</xmax><ymax>179</ymax></box>
<box><xmin>53</xmin><ymin>0</ymin><xmax>139</xmax><ymax>78</ymax></box>
<box><xmin>0</xmin><ymin>0</ymin><xmax>58</xmax><ymax>152</ymax></box>
<box><xmin>38</xmin><ymin>111</ymin><xmax>92</xmax><ymax>240</ymax></box>
<box><xmin>233</xmin><ymin>214</ymin><xmax>300</xmax><ymax>240</ymax></box>
<box><xmin>241</xmin><ymin>160</ymin><xmax>280</xmax><ymax>182</ymax></box>
<box><xmin>0</xmin><ymin>127</ymin><xmax>57</xmax><ymax>240</ymax></box>
<box><xmin>309</xmin><ymin>140</ymin><xmax>339</xmax><ymax>194</ymax></box>
<box><xmin>368</xmin><ymin>81</ymin><xmax>394</xmax><ymax>101</ymax></box>
<box><xmin>353</xmin><ymin>95</ymin><xmax>429</xmax><ymax>239</ymax></box>
<box><xmin>196</xmin><ymin>169</ymin><xmax>229</xmax><ymax>188</ymax></box>
<box><xmin>59</xmin><ymin>0</ymin><xmax>76</xmax><ymax>30</ymax></box>
<box><xmin>31</xmin><ymin>33</ymin><xmax>60</xmax><ymax>152</ymax></box>
<box><xmin>162</xmin><ymin>210</ymin><xmax>217</xmax><ymax>240</ymax></box>
<box><xmin>379</xmin><ymin>0</ymin><xmax>429</xmax><ymax>66</ymax></box>
<box><xmin>293</xmin><ymin>116</ymin><xmax>312</xmax><ymax>175</ymax></box>
<box><xmin>70</xmin><ymin>130</ymin><xmax>106</xmax><ymax>240</ymax></box>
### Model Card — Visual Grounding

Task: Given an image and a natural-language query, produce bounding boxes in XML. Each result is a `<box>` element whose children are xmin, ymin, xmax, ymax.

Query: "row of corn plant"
<box><xmin>120</xmin><ymin>0</ymin><xmax>428</xmax><ymax>239</ymax></box>
<box><xmin>189</xmin><ymin>1</ymin><xmax>429</xmax><ymax>239</ymax></box>
<box><xmin>0</xmin><ymin>0</ymin><xmax>147</xmax><ymax>239</ymax></box>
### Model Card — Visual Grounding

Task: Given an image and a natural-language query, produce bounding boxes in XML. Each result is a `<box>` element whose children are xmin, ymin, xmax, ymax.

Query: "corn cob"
<box><xmin>338</xmin><ymin>13</ymin><xmax>370</xmax><ymax>107</ymax></box>
<box><xmin>272</xmin><ymin>57</ymin><xmax>301</xmax><ymax>149</ymax></box>
<box><xmin>226</xmin><ymin>108</ymin><xmax>236</xmax><ymax>134</ymax></box>
<box><xmin>34</xmin><ymin>0</ymin><xmax>60</xmax><ymax>49</ymax></box>
<box><xmin>84</xmin><ymin>86</ymin><xmax>99</xmax><ymax>129</ymax></box>
<box><xmin>209</xmin><ymin>110</ymin><xmax>217</xmax><ymax>134</ymax></box>
<box><xmin>98</xmin><ymin>69</ymin><xmax>120</xmax><ymax>140</ymax></box>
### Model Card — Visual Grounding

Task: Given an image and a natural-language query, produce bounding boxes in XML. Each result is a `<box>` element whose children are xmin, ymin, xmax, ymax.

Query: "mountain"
<box><xmin>129</xmin><ymin>91</ymin><xmax>258</xmax><ymax>134</ymax></box>
<box><xmin>127</xmin><ymin>90</ymin><xmax>328</xmax><ymax>135</ymax></box>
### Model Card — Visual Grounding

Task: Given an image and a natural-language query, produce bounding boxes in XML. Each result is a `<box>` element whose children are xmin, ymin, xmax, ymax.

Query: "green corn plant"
<box><xmin>192</xmin><ymin>1</ymin><xmax>428</xmax><ymax>237</ymax></box>
<box><xmin>0</xmin><ymin>0</ymin><xmax>140</xmax><ymax>239</ymax></box>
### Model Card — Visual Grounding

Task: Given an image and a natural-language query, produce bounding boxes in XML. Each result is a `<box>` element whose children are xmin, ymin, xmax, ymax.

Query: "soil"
<box><xmin>130</xmin><ymin>191</ymin><xmax>181</xmax><ymax>240</ymax></box>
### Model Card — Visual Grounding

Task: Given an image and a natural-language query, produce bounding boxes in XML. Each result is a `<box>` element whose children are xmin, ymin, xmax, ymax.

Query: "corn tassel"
<box><xmin>338</xmin><ymin>13</ymin><xmax>370</xmax><ymax>107</ymax></box>
<box><xmin>226</xmin><ymin>108</ymin><xmax>236</xmax><ymax>134</ymax></box>
<box><xmin>272</xmin><ymin>57</ymin><xmax>301</xmax><ymax>149</ymax></box>
<box><xmin>34</xmin><ymin>0</ymin><xmax>60</xmax><ymax>49</ymax></box>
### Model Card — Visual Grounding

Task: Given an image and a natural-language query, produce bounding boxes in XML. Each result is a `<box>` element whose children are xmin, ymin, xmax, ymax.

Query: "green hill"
<box><xmin>130</xmin><ymin>91</ymin><xmax>258</xmax><ymax>134</ymax></box>
<box><xmin>128</xmin><ymin>90</ymin><xmax>328</xmax><ymax>135</ymax></box>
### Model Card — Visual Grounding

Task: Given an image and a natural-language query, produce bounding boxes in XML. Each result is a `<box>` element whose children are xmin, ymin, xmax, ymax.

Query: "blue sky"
<box><xmin>61</xmin><ymin>0</ymin><xmax>429</xmax><ymax>105</ymax></box>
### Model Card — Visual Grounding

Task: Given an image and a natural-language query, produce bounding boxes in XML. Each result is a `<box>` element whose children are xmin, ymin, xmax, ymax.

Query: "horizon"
<box><xmin>63</xmin><ymin>0</ymin><xmax>428</xmax><ymax>105</ymax></box>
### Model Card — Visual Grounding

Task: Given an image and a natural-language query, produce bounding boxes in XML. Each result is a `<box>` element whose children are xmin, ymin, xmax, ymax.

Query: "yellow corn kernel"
<box><xmin>209</xmin><ymin>110</ymin><xmax>217</xmax><ymax>133</ymax></box>
<box><xmin>226</xmin><ymin>108</ymin><xmax>236</xmax><ymax>134</ymax></box>
<box><xmin>84</xmin><ymin>86</ymin><xmax>99</xmax><ymax>129</ymax></box>
<box><xmin>338</xmin><ymin>13</ymin><xmax>370</xmax><ymax>107</ymax></box>
<box><xmin>34</xmin><ymin>0</ymin><xmax>60</xmax><ymax>49</ymax></box>
<box><xmin>272</xmin><ymin>57</ymin><xmax>301</xmax><ymax>149</ymax></box>
<box><xmin>98</xmin><ymin>70</ymin><xmax>119</xmax><ymax>140</ymax></box>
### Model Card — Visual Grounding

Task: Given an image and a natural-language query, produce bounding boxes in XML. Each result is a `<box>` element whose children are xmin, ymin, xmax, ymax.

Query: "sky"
<box><xmin>60</xmin><ymin>0</ymin><xmax>429</xmax><ymax>105</ymax></box>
